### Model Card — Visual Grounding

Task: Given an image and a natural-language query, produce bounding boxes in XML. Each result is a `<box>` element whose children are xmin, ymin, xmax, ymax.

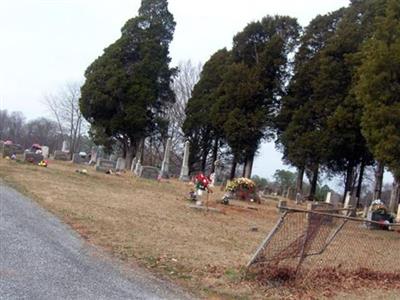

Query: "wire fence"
<box><xmin>247</xmin><ymin>207</ymin><xmax>400</xmax><ymax>290</ymax></box>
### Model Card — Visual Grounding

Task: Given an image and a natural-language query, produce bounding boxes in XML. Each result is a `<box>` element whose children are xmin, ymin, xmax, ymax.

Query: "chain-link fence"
<box><xmin>247</xmin><ymin>207</ymin><xmax>400</xmax><ymax>290</ymax></box>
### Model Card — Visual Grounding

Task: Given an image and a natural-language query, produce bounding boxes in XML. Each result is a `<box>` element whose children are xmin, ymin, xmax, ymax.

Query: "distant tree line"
<box><xmin>0</xmin><ymin>83</ymin><xmax>90</xmax><ymax>154</ymax></box>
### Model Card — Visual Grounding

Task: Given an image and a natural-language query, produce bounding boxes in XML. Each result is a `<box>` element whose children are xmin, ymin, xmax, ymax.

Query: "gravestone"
<box><xmin>109</xmin><ymin>154</ymin><xmax>117</xmax><ymax>161</ymax></box>
<box><xmin>24</xmin><ymin>151</ymin><xmax>44</xmax><ymax>164</ymax></box>
<box><xmin>131</xmin><ymin>157</ymin><xmax>137</xmax><ymax>173</ymax></box>
<box><xmin>54</xmin><ymin>150</ymin><xmax>69</xmax><ymax>161</ymax></box>
<box><xmin>116</xmin><ymin>157</ymin><xmax>126</xmax><ymax>171</ymax></box>
<box><xmin>95</xmin><ymin>158</ymin><xmax>116</xmax><ymax>172</ymax></box>
<box><xmin>41</xmin><ymin>146</ymin><xmax>49</xmax><ymax>159</ymax></box>
<box><xmin>344</xmin><ymin>192</ymin><xmax>352</xmax><ymax>209</ymax></box>
<box><xmin>61</xmin><ymin>141</ymin><xmax>69</xmax><ymax>152</ymax></box>
<box><xmin>160</xmin><ymin>138</ymin><xmax>172</xmax><ymax>178</ymax></box>
<box><xmin>325</xmin><ymin>192</ymin><xmax>332</xmax><ymax>204</ymax></box>
<box><xmin>89</xmin><ymin>147</ymin><xmax>98</xmax><ymax>165</ymax></box>
<box><xmin>396</xmin><ymin>204</ymin><xmax>400</xmax><ymax>223</ymax></box>
<box><xmin>179</xmin><ymin>141</ymin><xmax>190</xmax><ymax>181</ymax></box>
<box><xmin>134</xmin><ymin>159</ymin><xmax>142</xmax><ymax>176</ymax></box>
<box><xmin>139</xmin><ymin>166</ymin><xmax>160</xmax><ymax>180</ymax></box>
<box><xmin>2</xmin><ymin>144</ymin><xmax>13</xmax><ymax>158</ymax></box>
<box><xmin>213</xmin><ymin>160</ymin><xmax>223</xmax><ymax>186</ymax></box>
<box><xmin>72</xmin><ymin>153</ymin><xmax>86</xmax><ymax>164</ymax></box>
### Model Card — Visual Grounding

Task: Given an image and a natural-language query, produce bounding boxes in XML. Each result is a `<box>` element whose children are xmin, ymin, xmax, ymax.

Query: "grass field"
<box><xmin>0</xmin><ymin>157</ymin><xmax>399</xmax><ymax>299</ymax></box>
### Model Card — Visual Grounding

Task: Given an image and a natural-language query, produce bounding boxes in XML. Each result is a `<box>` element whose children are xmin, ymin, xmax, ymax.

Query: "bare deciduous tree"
<box><xmin>169</xmin><ymin>60</ymin><xmax>202</xmax><ymax>149</ymax></box>
<box><xmin>44</xmin><ymin>82</ymin><xmax>87</xmax><ymax>154</ymax></box>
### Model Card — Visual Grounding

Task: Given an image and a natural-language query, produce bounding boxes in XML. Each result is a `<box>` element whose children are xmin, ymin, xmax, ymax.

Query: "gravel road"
<box><xmin>0</xmin><ymin>182</ymin><xmax>193</xmax><ymax>300</ymax></box>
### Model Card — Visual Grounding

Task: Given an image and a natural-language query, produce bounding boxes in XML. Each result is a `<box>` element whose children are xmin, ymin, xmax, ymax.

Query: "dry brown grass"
<box><xmin>0</xmin><ymin>157</ymin><xmax>398</xmax><ymax>299</ymax></box>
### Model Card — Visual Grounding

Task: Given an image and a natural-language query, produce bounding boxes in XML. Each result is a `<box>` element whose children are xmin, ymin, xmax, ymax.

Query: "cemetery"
<box><xmin>2</xmin><ymin>0</ymin><xmax>400</xmax><ymax>298</ymax></box>
<box><xmin>0</xmin><ymin>152</ymin><xmax>399</xmax><ymax>299</ymax></box>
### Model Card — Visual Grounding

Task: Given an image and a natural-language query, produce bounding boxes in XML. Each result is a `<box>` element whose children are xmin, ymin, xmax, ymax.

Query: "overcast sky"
<box><xmin>0</xmin><ymin>0</ymin><xmax>351</xmax><ymax>180</ymax></box>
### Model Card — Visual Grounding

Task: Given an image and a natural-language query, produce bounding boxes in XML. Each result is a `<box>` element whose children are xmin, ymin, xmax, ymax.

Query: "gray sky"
<box><xmin>0</xmin><ymin>0</ymin><xmax>350</xmax><ymax>180</ymax></box>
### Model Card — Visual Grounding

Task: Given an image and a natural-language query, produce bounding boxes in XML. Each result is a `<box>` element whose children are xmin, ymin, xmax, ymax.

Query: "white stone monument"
<box><xmin>396</xmin><ymin>204</ymin><xmax>400</xmax><ymax>223</ymax></box>
<box><xmin>131</xmin><ymin>157</ymin><xmax>137</xmax><ymax>173</ymax></box>
<box><xmin>134</xmin><ymin>159</ymin><xmax>142</xmax><ymax>176</ymax></box>
<box><xmin>325</xmin><ymin>192</ymin><xmax>332</xmax><ymax>204</ymax></box>
<box><xmin>160</xmin><ymin>138</ymin><xmax>171</xmax><ymax>178</ymax></box>
<box><xmin>344</xmin><ymin>191</ymin><xmax>351</xmax><ymax>209</ymax></box>
<box><xmin>61</xmin><ymin>141</ymin><xmax>69</xmax><ymax>152</ymax></box>
<box><xmin>41</xmin><ymin>146</ymin><xmax>49</xmax><ymax>159</ymax></box>
<box><xmin>214</xmin><ymin>160</ymin><xmax>223</xmax><ymax>186</ymax></box>
<box><xmin>179</xmin><ymin>141</ymin><xmax>190</xmax><ymax>181</ymax></box>
<box><xmin>116</xmin><ymin>157</ymin><xmax>126</xmax><ymax>171</ymax></box>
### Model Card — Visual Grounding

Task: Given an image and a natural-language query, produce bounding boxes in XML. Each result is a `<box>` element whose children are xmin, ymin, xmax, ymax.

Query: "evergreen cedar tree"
<box><xmin>355</xmin><ymin>0</ymin><xmax>400</xmax><ymax>208</ymax></box>
<box><xmin>80</xmin><ymin>0</ymin><xmax>176</xmax><ymax>157</ymax></box>
<box><xmin>184</xmin><ymin>16</ymin><xmax>301</xmax><ymax>178</ymax></box>
<box><xmin>276</xmin><ymin>0</ymin><xmax>394</xmax><ymax>201</ymax></box>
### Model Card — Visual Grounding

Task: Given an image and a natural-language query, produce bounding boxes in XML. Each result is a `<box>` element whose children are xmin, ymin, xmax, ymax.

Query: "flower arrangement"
<box><xmin>38</xmin><ymin>160</ymin><xmax>48</xmax><ymax>167</ymax></box>
<box><xmin>194</xmin><ymin>173</ymin><xmax>211</xmax><ymax>191</ymax></box>
<box><xmin>225</xmin><ymin>177</ymin><xmax>256</xmax><ymax>193</ymax></box>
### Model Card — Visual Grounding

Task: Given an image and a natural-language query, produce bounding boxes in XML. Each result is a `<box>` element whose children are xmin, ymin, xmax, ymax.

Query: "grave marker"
<box><xmin>131</xmin><ymin>157</ymin><xmax>137</xmax><ymax>173</ymax></box>
<box><xmin>179</xmin><ymin>141</ymin><xmax>190</xmax><ymax>181</ymax></box>
<box><xmin>325</xmin><ymin>192</ymin><xmax>332</xmax><ymax>204</ymax></box>
<box><xmin>24</xmin><ymin>151</ymin><xmax>44</xmax><ymax>164</ymax></box>
<box><xmin>140</xmin><ymin>166</ymin><xmax>160</xmax><ymax>180</ymax></box>
<box><xmin>41</xmin><ymin>146</ymin><xmax>49</xmax><ymax>159</ymax></box>
<box><xmin>116</xmin><ymin>157</ymin><xmax>126</xmax><ymax>171</ymax></box>
<box><xmin>95</xmin><ymin>158</ymin><xmax>116</xmax><ymax>172</ymax></box>
<box><xmin>396</xmin><ymin>204</ymin><xmax>400</xmax><ymax>223</ymax></box>
<box><xmin>61</xmin><ymin>141</ymin><xmax>69</xmax><ymax>152</ymax></box>
<box><xmin>344</xmin><ymin>191</ymin><xmax>351</xmax><ymax>209</ymax></box>
<box><xmin>134</xmin><ymin>159</ymin><xmax>142</xmax><ymax>176</ymax></box>
<box><xmin>54</xmin><ymin>150</ymin><xmax>70</xmax><ymax>161</ymax></box>
<box><xmin>160</xmin><ymin>138</ymin><xmax>171</xmax><ymax>178</ymax></box>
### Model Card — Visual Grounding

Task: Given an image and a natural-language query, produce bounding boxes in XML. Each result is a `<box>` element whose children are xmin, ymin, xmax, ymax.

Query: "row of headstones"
<box><xmin>325</xmin><ymin>191</ymin><xmax>400</xmax><ymax>222</ymax></box>
<box><xmin>95</xmin><ymin>139</ymin><xmax>191</xmax><ymax>181</ymax></box>
<box><xmin>94</xmin><ymin>139</ymin><xmax>225</xmax><ymax>184</ymax></box>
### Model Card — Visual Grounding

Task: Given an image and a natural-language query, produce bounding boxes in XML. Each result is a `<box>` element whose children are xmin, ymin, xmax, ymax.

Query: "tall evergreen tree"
<box><xmin>214</xmin><ymin>16</ymin><xmax>301</xmax><ymax>178</ymax></box>
<box><xmin>356</xmin><ymin>0</ymin><xmax>400</xmax><ymax>211</ymax></box>
<box><xmin>183</xmin><ymin>49</ymin><xmax>231</xmax><ymax>172</ymax></box>
<box><xmin>80</xmin><ymin>0</ymin><xmax>176</xmax><ymax>164</ymax></box>
<box><xmin>276</xmin><ymin>9</ymin><xmax>345</xmax><ymax>198</ymax></box>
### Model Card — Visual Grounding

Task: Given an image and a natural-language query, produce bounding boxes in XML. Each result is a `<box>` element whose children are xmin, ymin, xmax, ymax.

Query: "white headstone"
<box><xmin>214</xmin><ymin>160</ymin><xmax>223</xmax><ymax>185</ymax></box>
<box><xmin>396</xmin><ymin>204</ymin><xmax>400</xmax><ymax>223</ymax></box>
<box><xmin>131</xmin><ymin>157</ymin><xmax>137</xmax><ymax>173</ymax></box>
<box><xmin>41</xmin><ymin>146</ymin><xmax>49</xmax><ymax>159</ymax></box>
<box><xmin>179</xmin><ymin>141</ymin><xmax>190</xmax><ymax>181</ymax></box>
<box><xmin>325</xmin><ymin>192</ymin><xmax>332</xmax><ymax>204</ymax></box>
<box><xmin>160</xmin><ymin>138</ymin><xmax>172</xmax><ymax>178</ymax></box>
<box><xmin>116</xmin><ymin>157</ymin><xmax>126</xmax><ymax>171</ymax></box>
<box><xmin>344</xmin><ymin>191</ymin><xmax>351</xmax><ymax>209</ymax></box>
<box><xmin>134</xmin><ymin>159</ymin><xmax>142</xmax><ymax>176</ymax></box>
<box><xmin>61</xmin><ymin>141</ymin><xmax>69</xmax><ymax>152</ymax></box>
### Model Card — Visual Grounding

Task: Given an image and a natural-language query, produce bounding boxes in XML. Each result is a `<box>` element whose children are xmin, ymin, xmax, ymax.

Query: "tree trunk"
<box><xmin>296</xmin><ymin>166</ymin><xmax>304</xmax><ymax>195</ymax></box>
<box><xmin>140</xmin><ymin>138</ymin><xmax>145</xmax><ymax>162</ymax></box>
<box><xmin>355</xmin><ymin>160</ymin><xmax>366</xmax><ymax>208</ymax></box>
<box><xmin>373</xmin><ymin>161</ymin><xmax>384</xmax><ymax>200</ymax></box>
<box><xmin>308</xmin><ymin>164</ymin><xmax>319</xmax><ymax>201</ymax></box>
<box><xmin>389</xmin><ymin>177</ymin><xmax>400</xmax><ymax>213</ymax></box>
<box><xmin>244</xmin><ymin>153</ymin><xmax>254</xmax><ymax>179</ymax></box>
<box><xmin>343</xmin><ymin>163</ymin><xmax>355</xmax><ymax>203</ymax></box>
<box><xmin>210</xmin><ymin>138</ymin><xmax>219</xmax><ymax>173</ymax></box>
<box><xmin>229</xmin><ymin>156</ymin><xmax>237</xmax><ymax>180</ymax></box>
